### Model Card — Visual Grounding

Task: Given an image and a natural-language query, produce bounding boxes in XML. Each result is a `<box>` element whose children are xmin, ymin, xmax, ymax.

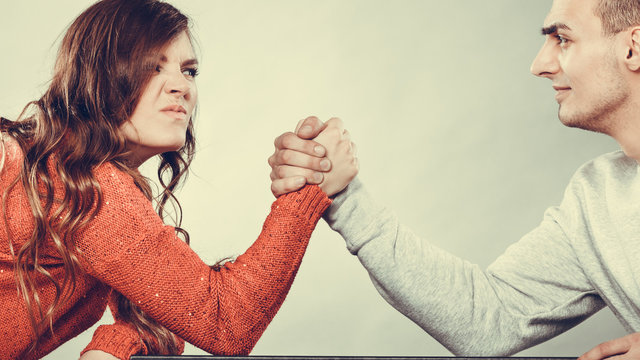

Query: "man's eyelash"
<box><xmin>554</xmin><ymin>34</ymin><xmax>568</xmax><ymax>44</ymax></box>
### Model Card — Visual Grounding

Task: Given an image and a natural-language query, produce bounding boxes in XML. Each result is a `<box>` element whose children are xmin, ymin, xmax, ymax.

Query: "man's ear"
<box><xmin>624</xmin><ymin>27</ymin><xmax>640</xmax><ymax>71</ymax></box>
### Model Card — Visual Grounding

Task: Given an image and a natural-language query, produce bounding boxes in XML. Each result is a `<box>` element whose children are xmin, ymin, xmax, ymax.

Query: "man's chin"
<box><xmin>558</xmin><ymin>110</ymin><xmax>607</xmax><ymax>134</ymax></box>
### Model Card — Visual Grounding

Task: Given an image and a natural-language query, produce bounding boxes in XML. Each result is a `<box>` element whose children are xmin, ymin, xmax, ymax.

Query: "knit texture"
<box><xmin>325</xmin><ymin>152</ymin><xmax>640</xmax><ymax>355</ymax></box>
<box><xmin>0</xmin><ymin>135</ymin><xmax>331</xmax><ymax>359</ymax></box>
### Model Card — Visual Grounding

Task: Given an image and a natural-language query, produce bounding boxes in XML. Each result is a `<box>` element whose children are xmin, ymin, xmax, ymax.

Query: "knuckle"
<box><xmin>327</xmin><ymin>117</ymin><xmax>343</xmax><ymax>126</ymax></box>
<box><xmin>276</xmin><ymin>166</ymin><xmax>287</xmax><ymax>178</ymax></box>
<box><xmin>273</xmin><ymin>134</ymin><xmax>283</xmax><ymax>147</ymax></box>
<box><xmin>278</xmin><ymin>149</ymin><xmax>291</xmax><ymax>163</ymax></box>
<box><xmin>305</xmin><ymin>115</ymin><xmax>319</xmax><ymax>124</ymax></box>
<box><xmin>337</xmin><ymin>141</ymin><xmax>350</xmax><ymax>153</ymax></box>
<box><xmin>275</xmin><ymin>132</ymin><xmax>294</xmax><ymax>148</ymax></box>
<box><xmin>597</xmin><ymin>342</ymin><xmax>612</xmax><ymax>355</ymax></box>
<box><xmin>326</xmin><ymin>127</ymin><xmax>341</xmax><ymax>138</ymax></box>
<box><xmin>281</xmin><ymin>133</ymin><xmax>295</xmax><ymax>148</ymax></box>
<box><xmin>284</xmin><ymin>177</ymin><xmax>298</xmax><ymax>192</ymax></box>
<box><xmin>270</xmin><ymin>182</ymin><xmax>280</xmax><ymax>196</ymax></box>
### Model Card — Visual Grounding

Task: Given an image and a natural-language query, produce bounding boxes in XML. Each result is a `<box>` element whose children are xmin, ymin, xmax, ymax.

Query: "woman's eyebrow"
<box><xmin>182</xmin><ymin>58</ymin><xmax>198</xmax><ymax>67</ymax></box>
<box><xmin>157</xmin><ymin>55</ymin><xmax>198</xmax><ymax>66</ymax></box>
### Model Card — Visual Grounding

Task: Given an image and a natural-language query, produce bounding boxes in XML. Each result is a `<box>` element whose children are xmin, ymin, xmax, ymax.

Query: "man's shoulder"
<box><xmin>579</xmin><ymin>150</ymin><xmax>633</xmax><ymax>173</ymax></box>
<box><xmin>570</xmin><ymin>150</ymin><xmax>636</xmax><ymax>189</ymax></box>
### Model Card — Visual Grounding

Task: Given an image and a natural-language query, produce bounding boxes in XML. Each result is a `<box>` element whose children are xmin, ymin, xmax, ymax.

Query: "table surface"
<box><xmin>131</xmin><ymin>356</ymin><xmax>577</xmax><ymax>360</ymax></box>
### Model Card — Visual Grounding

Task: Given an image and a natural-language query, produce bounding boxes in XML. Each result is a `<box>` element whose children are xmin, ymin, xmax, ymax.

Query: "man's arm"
<box><xmin>323</xmin><ymin>176</ymin><xmax>604</xmax><ymax>355</ymax></box>
<box><xmin>268</xmin><ymin>119</ymin><xmax>605</xmax><ymax>355</ymax></box>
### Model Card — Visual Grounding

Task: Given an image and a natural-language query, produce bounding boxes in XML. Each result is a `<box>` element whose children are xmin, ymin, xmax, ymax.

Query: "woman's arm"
<box><xmin>81</xmin><ymin>291</ymin><xmax>182</xmax><ymax>359</ymax></box>
<box><xmin>78</xmin><ymin>119</ymin><xmax>356</xmax><ymax>357</ymax></box>
<box><xmin>79</xmin><ymin>181</ymin><xmax>328</xmax><ymax>355</ymax></box>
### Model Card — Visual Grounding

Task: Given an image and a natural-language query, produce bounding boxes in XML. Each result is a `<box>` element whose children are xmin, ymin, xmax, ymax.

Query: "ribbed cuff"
<box><xmin>276</xmin><ymin>185</ymin><xmax>332</xmax><ymax>224</ymax></box>
<box><xmin>81</xmin><ymin>324</ymin><xmax>147</xmax><ymax>360</ymax></box>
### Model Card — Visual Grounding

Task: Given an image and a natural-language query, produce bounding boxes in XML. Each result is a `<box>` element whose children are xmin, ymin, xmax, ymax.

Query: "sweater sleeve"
<box><xmin>81</xmin><ymin>323</ymin><xmax>146</xmax><ymax>360</ymax></box>
<box><xmin>80</xmin><ymin>291</ymin><xmax>186</xmax><ymax>359</ymax></box>
<box><xmin>323</xmin><ymin>177</ymin><xmax>605</xmax><ymax>356</ymax></box>
<box><xmin>76</xmin><ymin>165</ymin><xmax>331</xmax><ymax>355</ymax></box>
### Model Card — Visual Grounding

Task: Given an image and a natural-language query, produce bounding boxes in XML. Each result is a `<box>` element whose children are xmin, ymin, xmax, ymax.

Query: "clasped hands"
<box><xmin>269</xmin><ymin>118</ymin><xmax>640</xmax><ymax>360</ymax></box>
<box><xmin>268</xmin><ymin>116</ymin><xmax>358</xmax><ymax>198</ymax></box>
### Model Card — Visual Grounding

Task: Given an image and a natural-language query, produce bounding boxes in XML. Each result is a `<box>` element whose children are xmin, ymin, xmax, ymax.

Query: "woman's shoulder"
<box><xmin>92</xmin><ymin>162</ymin><xmax>153</xmax><ymax>210</ymax></box>
<box><xmin>83</xmin><ymin>162</ymin><xmax>166</xmax><ymax>242</ymax></box>
<box><xmin>93</xmin><ymin>162</ymin><xmax>138</xmax><ymax>191</ymax></box>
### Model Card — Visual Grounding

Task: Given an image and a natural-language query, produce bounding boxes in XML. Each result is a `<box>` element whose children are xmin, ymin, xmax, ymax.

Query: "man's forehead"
<box><xmin>543</xmin><ymin>0</ymin><xmax>601</xmax><ymax>33</ymax></box>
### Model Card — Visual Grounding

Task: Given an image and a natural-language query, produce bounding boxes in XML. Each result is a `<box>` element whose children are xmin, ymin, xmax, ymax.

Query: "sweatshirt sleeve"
<box><xmin>76</xmin><ymin>165</ymin><xmax>331</xmax><ymax>355</ymax></box>
<box><xmin>323</xmin><ymin>177</ymin><xmax>605</xmax><ymax>356</ymax></box>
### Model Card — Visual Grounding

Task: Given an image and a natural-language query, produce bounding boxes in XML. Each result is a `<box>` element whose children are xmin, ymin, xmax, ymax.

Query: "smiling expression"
<box><xmin>530</xmin><ymin>0</ymin><xmax>630</xmax><ymax>135</ymax></box>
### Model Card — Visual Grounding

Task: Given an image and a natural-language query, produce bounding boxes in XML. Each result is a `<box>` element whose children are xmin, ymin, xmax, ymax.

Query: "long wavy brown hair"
<box><xmin>0</xmin><ymin>0</ymin><xmax>195</xmax><ymax>354</ymax></box>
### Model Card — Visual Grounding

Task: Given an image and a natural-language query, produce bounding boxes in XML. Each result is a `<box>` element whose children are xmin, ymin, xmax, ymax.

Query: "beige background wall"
<box><xmin>0</xmin><ymin>0</ymin><xmax>627</xmax><ymax>358</ymax></box>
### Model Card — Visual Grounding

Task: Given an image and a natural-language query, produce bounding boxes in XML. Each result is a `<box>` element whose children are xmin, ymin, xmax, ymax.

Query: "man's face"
<box><xmin>530</xmin><ymin>0</ymin><xmax>629</xmax><ymax>134</ymax></box>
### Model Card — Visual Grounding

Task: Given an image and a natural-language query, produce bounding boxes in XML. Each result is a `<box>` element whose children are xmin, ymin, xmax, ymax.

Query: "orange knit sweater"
<box><xmin>0</xmin><ymin>135</ymin><xmax>331</xmax><ymax>359</ymax></box>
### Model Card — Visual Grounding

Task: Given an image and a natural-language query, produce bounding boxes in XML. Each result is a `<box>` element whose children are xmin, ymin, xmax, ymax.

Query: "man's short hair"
<box><xmin>596</xmin><ymin>0</ymin><xmax>640</xmax><ymax>35</ymax></box>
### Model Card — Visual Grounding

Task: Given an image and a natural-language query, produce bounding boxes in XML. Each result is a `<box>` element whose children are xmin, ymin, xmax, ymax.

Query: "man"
<box><xmin>268</xmin><ymin>0</ymin><xmax>640</xmax><ymax>358</ymax></box>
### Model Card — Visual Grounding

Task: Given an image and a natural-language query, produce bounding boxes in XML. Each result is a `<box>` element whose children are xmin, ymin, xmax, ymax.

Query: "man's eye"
<box><xmin>555</xmin><ymin>34</ymin><xmax>569</xmax><ymax>45</ymax></box>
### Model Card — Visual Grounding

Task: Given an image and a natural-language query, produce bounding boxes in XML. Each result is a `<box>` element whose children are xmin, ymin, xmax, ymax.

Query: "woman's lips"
<box><xmin>161</xmin><ymin>104</ymin><xmax>188</xmax><ymax>120</ymax></box>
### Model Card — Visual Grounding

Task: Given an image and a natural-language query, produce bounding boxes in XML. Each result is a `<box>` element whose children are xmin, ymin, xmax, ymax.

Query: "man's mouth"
<box><xmin>553</xmin><ymin>85</ymin><xmax>571</xmax><ymax>101</ymax></box>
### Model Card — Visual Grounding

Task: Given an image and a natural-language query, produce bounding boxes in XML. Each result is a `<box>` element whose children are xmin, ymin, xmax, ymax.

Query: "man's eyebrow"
<box><xmin>541</xmin><ymin>23</ymin><xmax>572</xmax><ymax>35</ymax></box>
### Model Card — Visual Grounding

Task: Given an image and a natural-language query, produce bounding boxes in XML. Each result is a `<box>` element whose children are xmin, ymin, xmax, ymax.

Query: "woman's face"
<box><xmin>121</xmin><ymin>31</ymin><xmax>198</xmax><ymax>167</ymax></box>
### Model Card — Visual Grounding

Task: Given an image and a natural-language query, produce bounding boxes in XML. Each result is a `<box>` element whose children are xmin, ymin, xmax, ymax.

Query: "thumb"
<box><xmin>296</xmin><ymin>116</ymin><xmax>326</xmax><ymax>139</ymax></box>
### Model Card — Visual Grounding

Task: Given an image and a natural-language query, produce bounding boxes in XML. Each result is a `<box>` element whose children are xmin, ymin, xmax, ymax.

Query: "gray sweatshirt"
<box><xmin>324</xmin><ymin>151</ymin><xmax>640</xmax><ymax>356</ymax></box>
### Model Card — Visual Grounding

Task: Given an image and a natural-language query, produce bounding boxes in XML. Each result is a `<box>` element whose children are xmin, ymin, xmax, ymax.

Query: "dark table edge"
<box><xmin>131</xmin><ymin>357</ymin><xmax>577</xmax><ymax>360</ymax></box>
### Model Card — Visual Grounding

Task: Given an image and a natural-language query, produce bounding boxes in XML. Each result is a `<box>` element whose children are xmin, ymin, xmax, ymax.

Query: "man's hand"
<box><xmin>268</xmin><ymin>116</ymin><xmax>358</xmax><ymax>197</ymax></box>
<box><xmin>579</xmin><ymin>333</ymin><xmax>640</xmax><ymax>360</ymax></box>
<box><xmin>312</xmin><ymin>117</ymin><xmax>358</xmax><ymax>197</ymax></box>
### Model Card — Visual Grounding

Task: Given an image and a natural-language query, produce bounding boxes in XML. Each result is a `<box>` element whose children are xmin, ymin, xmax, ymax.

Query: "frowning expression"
<box><xmin>121</xmin><ymin>31</ymin><xmax>198</xmax><ymax>167</ymax></box>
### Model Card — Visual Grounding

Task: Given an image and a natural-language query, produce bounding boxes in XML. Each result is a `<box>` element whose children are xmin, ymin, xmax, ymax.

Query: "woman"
<box><xmin>0</xmin><ymin>0</ymin><xmax>357</xmax><ymax>358</ymax></box>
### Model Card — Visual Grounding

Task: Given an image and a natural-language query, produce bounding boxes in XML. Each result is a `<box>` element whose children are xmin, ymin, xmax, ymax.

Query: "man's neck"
<box><xmin>610</xmin><ymin>118</ymin><xmax>640</xmax><ymax>163</ymax></box>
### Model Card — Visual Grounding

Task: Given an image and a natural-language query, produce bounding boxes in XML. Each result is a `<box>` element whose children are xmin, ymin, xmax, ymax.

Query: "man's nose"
<box><xmin>530</xmin><ymin>40</ymin><xmax>560</xmax><ymax>78</ymax></box>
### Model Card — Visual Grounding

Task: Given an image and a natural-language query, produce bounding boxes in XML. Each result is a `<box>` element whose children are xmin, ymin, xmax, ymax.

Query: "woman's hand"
<box><xmin>79</xmin><ymin>350</ymin><xmax>119</xmax><ymax>360</ymax></box>
<box><xmin>268</xmin><ymin>116</ymin><xmax>358</xmax><ymax>197</ymax></box>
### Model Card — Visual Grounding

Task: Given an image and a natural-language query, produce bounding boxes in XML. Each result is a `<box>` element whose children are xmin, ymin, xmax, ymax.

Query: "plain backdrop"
<box><xmin>0</xmin><ymin>0</ymin><xmax>628</xmax><ymax>358</ymax></box>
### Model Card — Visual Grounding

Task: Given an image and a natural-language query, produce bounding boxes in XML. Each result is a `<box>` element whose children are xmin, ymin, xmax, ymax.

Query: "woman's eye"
<box><xmin>183</xmin><ymin>68</ymin><xmax>199</xmax><ymax>78</ymax></box>
<box><xmin>155</xmin><ymin>65</ymin><xmax>162</xmax><ymax>72</ymax></box>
